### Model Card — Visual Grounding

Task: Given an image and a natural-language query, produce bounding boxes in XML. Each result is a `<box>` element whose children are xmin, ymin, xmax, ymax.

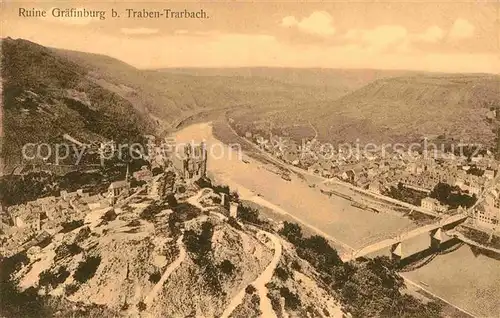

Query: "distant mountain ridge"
<box><xmin>159</xmin><ymin>67</ymin><xmax>428</xmax><ymax>98</ymax></box>
<box><xmin>231</xmin><ymin>73</ymin><xmax>500</xmax><ymax>147</ymax></box>
<box><xmin>54</xmin><ymin>50</ymin><xmax>345</xmax><ymax>126</ymax></box>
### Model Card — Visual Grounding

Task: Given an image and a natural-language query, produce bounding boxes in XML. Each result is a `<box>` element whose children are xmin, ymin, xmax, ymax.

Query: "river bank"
<box><xmin>174</xmin><ymin>121</ymin><xmax>500</xmax><ymax>317</ymax></box>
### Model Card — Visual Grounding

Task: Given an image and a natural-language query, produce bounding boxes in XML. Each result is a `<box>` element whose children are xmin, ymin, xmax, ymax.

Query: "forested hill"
<box><xmin>1</xmin><ymin>37</ymin><xmax>155</xmax><ymax>168</ymax></box>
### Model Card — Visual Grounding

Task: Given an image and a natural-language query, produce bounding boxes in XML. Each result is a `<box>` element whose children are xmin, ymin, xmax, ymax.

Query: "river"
<box><xmin>174</xmin><ymin>122</ymin><xmax>500</xmax><ymax>317</ymax></box>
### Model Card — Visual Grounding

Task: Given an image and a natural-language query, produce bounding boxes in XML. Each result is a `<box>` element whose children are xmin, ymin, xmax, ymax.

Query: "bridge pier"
<box><xmin>431</xmin><ymin>227</ymin><xmax>455</xmax><ymax>249</ymax></box>
<box><xmin>351</xmin><ymin>214</ymin><xmax>467</xmax><ymax>263</ymax></box>
<box><xmin>390</xmin><ymin>242</ymin><xmax>402</xmax><ymax>262</ymax></box>
<box><xmin>430</xmin><ymin>228</ymin><xmax>443</xmax><ymax>250</ymax></box>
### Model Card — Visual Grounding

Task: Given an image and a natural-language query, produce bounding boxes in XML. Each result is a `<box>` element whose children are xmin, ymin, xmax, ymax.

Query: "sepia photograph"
<box><xmin>0</xmin><ymin>0</ymin><xmax>499</xmax><ymax>317</ymax></box>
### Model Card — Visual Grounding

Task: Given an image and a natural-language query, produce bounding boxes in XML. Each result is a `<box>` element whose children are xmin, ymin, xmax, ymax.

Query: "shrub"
<box><xmin>148</xmin><ymin>271</ymin><xmax>161</xmax><ymax>284</ymax></box>
<box><xmin>39</xmin><ymin>266</ymin><xmax>70</xmax><ymax>289</ymax></box>
<box><xmin>0</xmin><ymin>252</ymin><xmax>29</xmax><ymax>281</ymax></box>
<box><xmin>251</xmin><ymin>294</ymin><xmax>260</xmax><ymax>306</ymax></box>
<box><xmin>297</xmin><ymin>235</ymin><xmax>343</xmax><ymax>271</ymax></box>
<box><xmin>55</xmin><ymin>243</ymin><xmax>82</xmax><ymax>262</ymax></box>
<box><xmin>201</xmin><ymin>262</ymin><xmax>223</xmax><ymax>294</ymax></box>
<box><xmin>237</xmin><ymin>205</ymin><xmax>260</xmax><ymax>224</ymax></box>
<box><xmin>74</xmin><ymin>226</ymin><xmax>91</xmax><ymax>243</ymax></box>
<box><xmin>275</xmin><ymin>267</ymin><xmax>289</xmax><ymax>281</ymax></box>
<box><xmin>127</xmin><ymin>219</ymin><xmax>141</xmax><ymax>227</ymax></box>
<box><xmin>269</xmin><ymin>294</ymin><xmax>281</xmax><ymax>312</ymax></box>
<box><xmin>120</xmin><ymin>301</ymin><xmax>129</xmax><ymax>311</ymax></box>
<box><xmin>139</xmin><ymin>203</ymin><xmax>166</xmax><ymax>221</ymax></box>
<box><xmin>0</xmin><ymin>282</ymin><xmax>50</xmax><ymax>318</ymax></box>
<box><xmin>74</xmin><ymin>256</ymin><xmax>101</xmax><ymax>283</ymax></box>
<box><xmin>291</xmin><ymin>260</ymin><xmax>301</xmax><ymax>271</ymax></box>
<box><xmin>101</xmin><ymin>209</ymin><xmax>117</xmax><ymax>222</ymax></box>
<box><xmin>130</xmin><ymin>178</ymin><xmax>146</xmax><ymax>188</ymax></box>
<box><xmin>36</xmin><ymin>235</ymin><xmax>52</xmax><ymax>249</ymax></box>
<box><xmin>59</xmin><ymin>219</ymin><xmax>84</xmax><ymax>233</ymax></box>
<box><xmin>172</xmin><ymin>202</ymin><xmax>200</xmax><ymax>218</ymax></box>
<box><xmin>152</xmin><ymin>167</ymin><xmax>163</xmax><ymax>176</ymax></box>
<box><xmin>279</xmin><ymin>287</ymin><xmax>301</xmax><ymax>310</ymax></box>
<box><xmin>230</xmin><ymin>190</ymin><xmax>240</xmax><ymax>202</ymax></box>
<box><xmin>64</xmin><ymin>283</ymin><xmax>80</xmax><ymax>296</ymax></box>
<box><xmin>137</xmin><ymin>301</ymin><xmax>146</xmax><ymax>312</ymax></box>
<box><xmin>219</xmin><ymin>260</ymin><xmax>236</xmax><ymax>275</ymax></box>
<box><xmin>245</xmin><ymin>284</ymin><xmax>256</xmax><ymax>294</ymax></box>
<box><xmin>227</xmin><ymin>217</ymin><xmax>242</xmax><ymax>230</ymax></box>
<box><xmin>168</xmin><ymin>203</ymin><xmax>201</xmax><ymax>233</ymax></box>
<box><xmin>212</xmin><ymin>184</ymin><xmax>230</xmax><ymax>196</ymax></box>
<box><xmin>195</xmin><ymin>177</ymin><xmax>212</xmax><ymax>189</ymax></box>
<box><xmin>183</xmin><ymin>222</ymin><xmax>214</xmax><ymax>257</ymax></box>
<box><xmin>68</xmin><ymin>243</ymin><xmax>83</xmax><ymax>256</ymax></box>
<box><xmin>165</xmin><ymin>193</ymin><xmax>178</xmax><ymax>207</ymax></box>
<box><xmin>279</xmin><ymin>222</ymin><xmax>303</xmax><ymax>245</ymax></box>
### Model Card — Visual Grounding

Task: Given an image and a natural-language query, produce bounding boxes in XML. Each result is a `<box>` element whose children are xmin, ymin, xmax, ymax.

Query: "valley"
<box><xmin>2</xmin><ymin>36</ymin><xmax>500</xmax><ymax>318</ymax></box>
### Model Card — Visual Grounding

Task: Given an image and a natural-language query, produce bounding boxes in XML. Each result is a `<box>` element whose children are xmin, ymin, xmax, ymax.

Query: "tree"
<box><xmin>430</xmin><ymin>182</ymin><xmax>476</xmax><ymax>208</ymax></box>
<box><xmin>279</xmin><ymin>222</ymin><xmax>303</xmax><ymax>245</ymax></box>
<box><xmin>165</xmin><ymin>193</ymin><xmax>178</xmax><ymax>207</ymax></box>
<box><xmin>74</xmin><ymin>256</ymin><xmax>101</xmax><ymax>283</ymax></box>
<box><xmin>299</xmin><ymin>235</ymin><xmax>343</xmax><ymax>269</ymax></box>
<box><xmin>218</xmin><ymin>260</ymin><xmax>235</xmax><ymax>275</ymax></box>
<box><xmin>237</xmin><ymin>205</ymin><xmax>260</xmax><ymax>224</ymax></box>
<box><xmin>230</xmin><ymin>190</ymin><xmax>240</xmax><ymax>202</ymax></box>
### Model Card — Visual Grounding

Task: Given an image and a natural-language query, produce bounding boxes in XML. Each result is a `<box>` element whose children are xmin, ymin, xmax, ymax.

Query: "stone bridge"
<box><xmin>344</xmin><ymin>213</ymin><xmax>468</xmax><ymax>262</ymax></box>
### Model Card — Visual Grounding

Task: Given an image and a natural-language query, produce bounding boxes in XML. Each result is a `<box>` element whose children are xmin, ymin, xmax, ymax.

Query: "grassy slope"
<box><xmin>1</xmin><ymin>38</ymin><xmax>154</xmax><ymax>167</ymax></box>
<box><xmin>56</xmin><ymin>52</ymin><xmax>341</xmax><ymax>129</ymax></box>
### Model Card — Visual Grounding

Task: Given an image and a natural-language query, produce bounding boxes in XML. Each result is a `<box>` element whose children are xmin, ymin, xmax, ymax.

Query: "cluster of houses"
<box><xmin>2</xmin><ymin>137</ymin><xmax>209</xmax><ymax>232</ymax></box>
<box><xmin>476</xmin><ymin>185</ymin><xmax>500</xmax><ymax>231</ymax></box>
<box><xmin>0</xmin><ymin>132</ymin><xmax>216</xmax><ymax>258</ymax></box>
<box><xmin>420</xmin><ymin>197</ymin><xmax>448</xmax><ymax>213</ymax></box>
<box><xmin>243</xmin><ymin>128</ymin><xmax>500</xmax><ymax>231</ymax></box>
<box><xmin>401</xmin><ymin>161</ymin><xmax>493</xmax><ymax>196</ymax></box>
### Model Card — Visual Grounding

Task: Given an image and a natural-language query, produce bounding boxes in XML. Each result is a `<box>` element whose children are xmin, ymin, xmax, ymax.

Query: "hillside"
<box><xmin>231</xmin><ymin>74</ymin><xmax>500</xmax><ymax>146</ymax></box>
<box><xmin>4</xmin><ymin>38</ymin><xmax>499</xmax><ymax>168</ymax></box>
<box><xmin>0</xmin><ymin>181</ymin><xmax>443</xmax><ymax>318</ymax></box>
<box><xmin>55</xmin><ymin>51</ymin><xmax>340</xmax><ymax>129</ymax></box>
<box><xmin>3</xmin><ymin>39</ymin><xmax>350</xmax><ymax>170</ymax></box>
<box><xmin>6</xmin><ymin>38</ymin><xmax>482</xmax><ymax>172</ymax></box>
<box><xmin>1</xmin><ymin>38</ymin><xmax>155</xmax><ymax>169</ymax></box>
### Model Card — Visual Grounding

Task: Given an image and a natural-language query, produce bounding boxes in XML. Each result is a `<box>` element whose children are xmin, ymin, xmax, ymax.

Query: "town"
<box><xmin>231</xmin><ymin>122</ymin><xmax>500</xmax><ymax>236</ymax></box>
<box><xmin>0</xmin><ymin>138</ymin><xmax>214</xmax><ymax>257</ymax></box>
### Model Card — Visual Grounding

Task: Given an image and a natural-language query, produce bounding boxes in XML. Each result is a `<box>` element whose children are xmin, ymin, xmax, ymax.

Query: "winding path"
<box><xmin>220</xmin><ymin>231</ymin><xmax>282</xmax><ymax>318</ymax></box>
<box><xmin>143</xmin><ymin>233</ymin><xmax>186</xmax><ymax>307</ymax></box>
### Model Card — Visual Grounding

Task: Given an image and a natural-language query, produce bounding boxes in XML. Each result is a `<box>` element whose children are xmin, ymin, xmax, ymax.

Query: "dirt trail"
<box><xmin>254</xmin><ymin>231</ymin><xmax>282</xmax><ymax>318</ymax></box>
<box><xmin>220</xmin><ymin>230</ymin><xmax>282</xmax><ymax>318</ymax></box>
<box><xmin>143</xmin><ymin>233</ymin><xmax>186</xmax><ymax>307</ymax></box>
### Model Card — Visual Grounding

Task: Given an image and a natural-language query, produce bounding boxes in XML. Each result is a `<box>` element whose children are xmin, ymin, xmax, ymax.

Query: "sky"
<box><xmin>2</xmin><ymin>0</ymin><xmax>500</xmax><ymax>73</ymax></box>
